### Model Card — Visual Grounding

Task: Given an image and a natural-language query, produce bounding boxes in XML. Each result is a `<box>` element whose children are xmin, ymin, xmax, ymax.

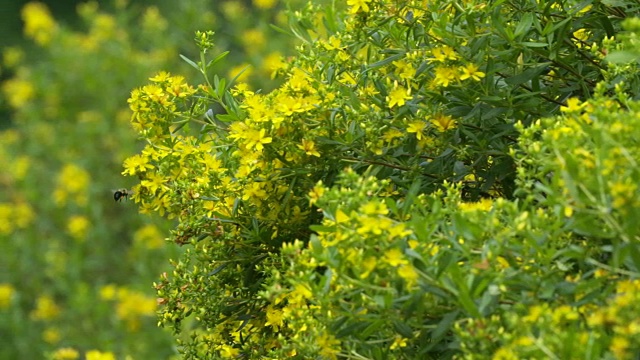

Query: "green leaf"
<box><xmin>393</xmin><ymin>320</ymin><xmax>414</xmax><ymax>338</ymax></box>
<box><xmin>365</xmin><ymin>52</ymin><xmax>405</xmax><ymax>71</ymax></box>
<box><xmin>206</xmin><ymin>51</ymin><xmax>230</xmax><ymax>69</ymax></box>
<box><xmin>514</xmin><ymin>13</ymin><xmax>533</xmax><ymax>39</ymax></box>
<box><xmin>179</xmin><ymin>54</ymin><xmax>200</xmax><ymax>72</ymax></box>
<box><xmin>431</xmin><ymin>310</ymin><xmax>459</xmax><ymax>341</ymax></box>
<box><xmin>505</xmin><ymin>64</ymin><xmax>550</xmax><ymax>86</ymax></box>
<box><xmin>606</xmin><ymin>51</ymin><xmax>639</xmax><ymax>64</ymax></box>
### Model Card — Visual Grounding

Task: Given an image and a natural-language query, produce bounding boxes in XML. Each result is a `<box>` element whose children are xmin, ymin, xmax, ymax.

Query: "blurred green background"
<box><xmin>0</xmin><ymin>0</ymin><xmax>298</xmax><ymax>358</ymax></box>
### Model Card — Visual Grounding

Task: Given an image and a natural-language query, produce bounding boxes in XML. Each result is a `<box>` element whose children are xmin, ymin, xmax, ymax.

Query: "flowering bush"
<box><xmin>121</xmin><ymin>0</ymin><xmax>640</xmax><ymax>358</ymax></box>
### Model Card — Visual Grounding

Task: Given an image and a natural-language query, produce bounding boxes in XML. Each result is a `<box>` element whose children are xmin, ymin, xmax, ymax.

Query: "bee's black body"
<box><xmin>113</xmin><ymin>189</ymin><xmax>129</xmax><ymax>202</ymax></box>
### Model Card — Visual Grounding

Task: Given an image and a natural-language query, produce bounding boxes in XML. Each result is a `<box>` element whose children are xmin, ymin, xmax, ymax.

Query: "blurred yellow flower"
<box><xmin>134</xmin><ymin>224</ymin><xmax>165</xmax><ymax>249</ymax></box>
<box><xmin>2</xmin><ymin>47</ymin><xmax>24</xmax><ymax>68</ymax></box>
<box><xmin>43</xmin><ymin>327</ymin><xmax>61</xmax><ymax>344</ymax></box>
<box><xmin>241</xmin><ymin>29</ymin><xmax>266</xmax><ymax>53</ymax></box>
<box><xmin>253</xmin><ymin>0</ymin><xmax>277</xmax><ymax>9</ymax></box>
<box><xmin>51</xmin><ymin>347</ymin><xmax>80</xmax><ymax>360</ymax></box>
<box><xmin>21</xmin><ymin>2</ymin><xmax>58</xmax><ymax>46</ymax></box>
<box><xmin>115</xmin><ymin>288</ymin><xmax>157</xmax><ymax>331</ymax></box>
<box><xmin>86</xmin><ymin>350</ymin><xmax>116</xmax><ymax>360</ymax></box>
<box><xmin>398</xmin><ymin>265</ymin><xmax>418</xmax><ymax>287</ymax></box>
<box><xmin>228</xmin><ymin>63</ymin><xmax>253</xmax><ymax>84</ymax></box>
<box><xmin>0</xmin><ymin>203</ymin><xmax>13</xmax><ymax>235</ymax></box>
<box><xmin>54</xmin><ymin>163</ymin><xmax>91</xmax><ymax>207</ymax></box>
<box><xmin>99</xmin><ymin>284</ymin><xmax>118</xmax><ymax>301</ymax></box>
<box><xmin>1</xmin><ymin>77</ymin><xmax>35</xmax><ymax>109</ymax></box>
<box><xmin>0</xmin><ymin>283</ymin><xmax>15</xmax><ymax>309</ymax></box>
<box><xmin>67</xmin><ymin>215</ymin><xmax>90</xmax><ymax>241</ymax></box>
<box><xmin>458</xmin><ymin>198</ymin><xmax>493</xmax><ymax>212</ymax></box>
<box><xmin>384</xmin><ymin>248</ymin><xmax>408</xmax><ymax>267</ymax></box>
<box><xmin>31</xmin><ymin>295</ymin><xmax>61</xmax><ymax>321</ymax></box>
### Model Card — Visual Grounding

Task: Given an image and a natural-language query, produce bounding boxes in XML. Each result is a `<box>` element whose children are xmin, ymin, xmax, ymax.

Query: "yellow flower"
<box><xmin>0</xmin><ymin>203</ymin><xmax>13</xmax><ymax>236</ymax></box>
<box><xmin>0</xmin><ymin>283</ymin><xmax>15</xmax><ymax>309</ymax></box>
<box><xmin>610</xmin><ymin>336</ymin><xmax>629</xmax><ymax>359</ymax></box>
<box><xmin>398</xmin><ymin>265</ymin><xmax>418</xmax><ymax>287</ymax></box>
<box><xmin>115</xmin><ymin>289</ymin><xmax>157</xmax><ymax>331</ymax></box>
<box><xmin>384</xmin><ymin>248</ymin><xmax>408</xmax><ymax>267</ymax></box>
<box><xmin>433</xmin><ymin>66</ymin><xmax>458</xmax><ymax>87</ymax></box>
<box><xmin>54</xmin><ymin>164</ymin><xmax>91</xmax><ymax>207</ymax></box>
<box><xmin>560</xmin><ymin>97</ymin><xmax>586</xmax><ymax>113</ymax></box>
<box><xmin>459</xmin><ymin>63</ymin><xmax>485</xmax><ymax>81</ymax></box>
<box><xmin>51</xmin><ymin>347</ymin><xmax>80</xmax><ymax>360</ymax></box>
<box><xmin>21</xmin><ymin>2</ymin><xmax>58</xmax><ymax>46</ymax></box>
<box><xmin>219</xmin><ymin>344</ymin><xmax>240</xmax><ymax>358</ymax></box>
<box><xmin>2</xmin><ymin>47</ymin><xmax>25</xmax><ymax>68</ymax></box>
<box><xmin>30</xmin><ymin>295</ymin><xmax>61</xmax><ymax>321</ymax></box>
<box><xmin>431</xmin><ymin>114</ymin><xmax>457</xmax><ymax>132</ymax></box>
<box><xmin>228</xmin><ymin>63</ymin><xmax>253</xmax><ymax>83</ymax></box>
<box><xmin>43</xmin><ymin>327</ymin><xmax>61</xmax><ymax>344</ymax></box>
<box><xmin>360</xmin><ymin>257</ymin><xmax>377</xmax><ymax>279</ymax></box>
<box><xmin>308</xmin><ymin>182</ymin><xmax>325</xmax><ymax>205</ymax></box>
<box><xmin>1</xmin><ymin>78</ymin><xmax>35</xmax><ymax>109</ymax></box>
<box><xmin>67</xmin><ymin>215</ymin><xmax>90</xmax><ymax>242</ymax></box>
<box><xmin>245</xmin><ymin>128</ymin><xmax>272</xmax><ymax>151</ymax></box>
<box><xmin>85</xmin><ymin>350</ymin><xmax>116</xmax><ymax>360</ymax></box>
<box><xmin>241</xmin><ymin>28</ymin><xmax>266</xmax><ymax>53</ymax></box>
<box><xmin>253</xmin><ymin>0</ymin><xmax>277</xmax><ymax>9</ymax></box>
<box><xmin>99</xmin><ymin>284</ymin><xmax>118</xmax><ymax>301</ymax></box>
<box><xmin>387</xmin><ymin>82</ymin><xmax>412</xmax><ymax>108</ymax></box>
<box><xmin>458</xmin><ymin>198</ymin><xmax>493</xmax><ymax>212</ymax></box>
<box><xmin>390</xmin><ymin>335</ymin><xmax>408</xmax><ymax>349</ymax></box>
<box><xmin>134</xmin><ymin>224</ymin><xmax>165</xmax><ymax>249</ymax></box>
<box><xmin>265</xmin><ymin>305</ymin><xmax>284</xmax><ymax>331</ymax></box>
<box><xmin>406</xmin><ymin>120</ymin><xmax>426</xmax><ymax>140</ymax></box>
<box><xmin>347</xmin><ymin>0</ymin><xmax>372</xmax><ymax>14</ymax></box>
<box><xmin>298</xmin><ymin>139</ymin><xmax>321</xmax><ymax>157</ymax></box>
<box><xmin>429</xmin><ymin>46</ymin><xmax>459</xmax><ymax>62</ymax></box>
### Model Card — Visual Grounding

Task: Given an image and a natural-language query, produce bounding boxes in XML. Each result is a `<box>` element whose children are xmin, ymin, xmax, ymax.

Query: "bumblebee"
<box><xmin>113</xmin><ymin>188</ymin><xmax>130</xmax><ymax>202</ymax></box>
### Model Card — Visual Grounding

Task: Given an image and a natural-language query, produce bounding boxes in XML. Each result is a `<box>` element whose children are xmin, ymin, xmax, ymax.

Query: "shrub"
<box><xmin>123</xmin><ymin>0</ymin><xmax>640</xmax><ymax>358</ymax></box>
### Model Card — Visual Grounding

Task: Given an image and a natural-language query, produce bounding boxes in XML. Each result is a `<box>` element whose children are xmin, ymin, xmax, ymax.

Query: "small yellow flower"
<box><xmin>253</xmin><ymin>0</ymin><xmax>277</xmax><ymax>10</ymax></box>
<box><xmin>390</xmin><ymin>335</ymin><xmax>408</xmax><ymax>349</ymax></box>
<box><xmin>298</xmin><ymin>139</ymin><xmax>321</xmax><ymax>157</ymax></box>
<box><xmin>431</xmin><ymin>114</ymin><xmax>457</xmax><ymax>132</ymax></box>
<box><xmin>31</xmin><ymin>295</ymin><xmax>61</xmax><ymax>321</ymax></box>
<box><xmin>43</xmin><ymin>327</ymin><xmax>61</xmax><ymax>344</ymax></box>
<box><xmin>560</xmin><ymin>97</ymin><xmax>586</xmax><ymax>113</ymax></box>
<box><xmin>51</xmin><ymin>347</ymin><xmax>80</xmax><ymax>360</ymax></box>
<box><xmin>265</xmin><ymin>305</ymin><xmax>284</xmax><ymax>331</ymax></box>
<box><xmin>384</xmin><ymin>248</ymin><xmax>408</xmax><ymax>267</ymax></box>
<box><xmin>85</xmin><ymin>350</ymin><xmax>116</xmax><ymax>360</ymax></box>
<box><xmin>429</xmin><ymin>46</ymin><xmax>459</xmax><ymax>62</ymax></box>
<box><xmin>347</xmin><ymin>0</ymin><xmax>372</xmax><ymax>14</ymax></box>
<box><xmin>308</xmin><ymin>182</ymin><xmax>325</xmax><ymax>205</ymax></box>
<box><xmin>398</xmin><ymin>265</ymin><xmax>418</xmax><ymax>287</ymax></box>
<box><xmin>67</xmin><ymin>215</ymin><xmax>90</xmax><ymax>241</ymax></box>
<box><xmin>459</xmin><ymin>63</ymin><xmax>485</xmax><ymax>81</ymax></box>
<box><xmin>387</xmin><ymin>81</ymin><xmax>412</xmax><ymax>108</ymax></box>
<box><xmin>406</xmin><ymin>120</ymin><xmax>426</xmax><ymax>140</ymax></box>
<box><xmin>0</xmin><ymin>283</ymin><xmax>15</xmax><ymax>309</ymax></box>
<box><xmin>21</xmin><ymin>2</ymin><xmax>58</xmax><ymax>46</ymax></box>
<box><xmin>433</xmin><ymin>66</ymin><xmax>458</xmax><ymax>87</ymax></box>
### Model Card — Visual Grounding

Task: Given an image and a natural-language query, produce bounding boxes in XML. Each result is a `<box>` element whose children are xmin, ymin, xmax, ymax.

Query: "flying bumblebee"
<box><xmin>113</xmin><ymin>188</ymin><xmax>132</xmax><ymax>202</ymax></box>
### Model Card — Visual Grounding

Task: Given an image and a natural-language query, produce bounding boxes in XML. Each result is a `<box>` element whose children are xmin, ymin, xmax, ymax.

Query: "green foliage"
<box><xmin>120</xmin><ymin>0</ymin><xmax>640</xmax><ymax>359</ymax></box>
<box><xmin>0</xmin><ymin>0</ymin><xmax>305</xmax><ymax>359</ymax></box>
